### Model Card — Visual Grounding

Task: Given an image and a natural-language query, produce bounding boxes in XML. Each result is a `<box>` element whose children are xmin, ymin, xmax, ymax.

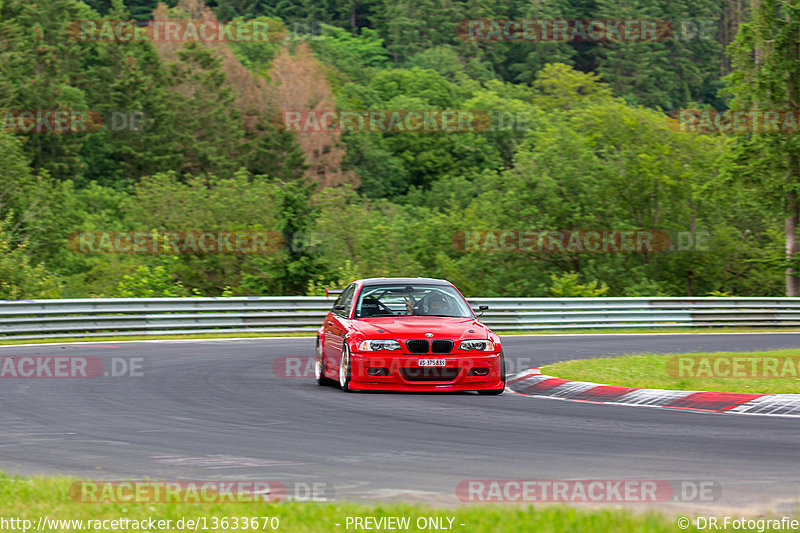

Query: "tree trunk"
<box><xmin>721</xmin><ymin>0</ymin><xmax>749</xmax><ymax>75</ymax></box>
<box><xmin>787</xmin><ymin>154</ymin><xmax>800</xmax><ymax>296</ymax></box>
<box><xmin>785</xmin><ymin>199</ymin><xmax>799</xmax><ymax>295</ymax></box>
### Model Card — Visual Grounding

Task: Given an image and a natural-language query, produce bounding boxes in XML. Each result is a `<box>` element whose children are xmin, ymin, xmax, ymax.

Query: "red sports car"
<box><xmin>315</xmin><ymin>277</ymin><xmax>505</xmax><ymax>394</ymax></box>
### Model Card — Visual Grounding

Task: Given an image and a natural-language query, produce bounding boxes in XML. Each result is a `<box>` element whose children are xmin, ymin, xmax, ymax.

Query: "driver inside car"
<box><xmin>425</xmin><ymin>292</ymin><xmax>452</xmax><ymax>316</ymax></box>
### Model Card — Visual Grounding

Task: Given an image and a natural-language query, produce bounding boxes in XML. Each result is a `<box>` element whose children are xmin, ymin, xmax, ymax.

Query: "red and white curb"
<box><xmin>508</xmin><ymin>369</ymin><xmax>800</xmax><ymax>417</ymax></box>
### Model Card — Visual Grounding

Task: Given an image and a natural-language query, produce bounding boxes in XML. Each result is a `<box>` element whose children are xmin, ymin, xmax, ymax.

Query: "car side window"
<box><xmin>332</xmin><ymin>291</ymin><xmax>346</xmax><ymax>310</ymax></box>
<box><xmin>341</xmin><ymin>284</ymin><xmax>356</xmax><ymax>316</ymax></box>
<box><xmin>334</xmin><ymin>284</ymin><xmax>356</xmax><ymax>318</ymax></box>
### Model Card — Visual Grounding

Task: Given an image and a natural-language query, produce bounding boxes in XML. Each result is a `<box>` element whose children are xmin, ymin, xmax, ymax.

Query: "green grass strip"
<box><xmin>542</xmin><ymin>349</ymin><xmax>800</xmax><ymax>394</ymax></box>
<box><xmin>0</xmin><ymin>472</ymin><xmax>778</xmax><ymax>532</ymax></box>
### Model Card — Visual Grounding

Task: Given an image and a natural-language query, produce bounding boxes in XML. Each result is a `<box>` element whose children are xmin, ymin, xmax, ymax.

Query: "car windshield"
<box><xmin>353</xmin><ymin>284</ymin><xmax>473</xmax><ymax>319</ymax></box>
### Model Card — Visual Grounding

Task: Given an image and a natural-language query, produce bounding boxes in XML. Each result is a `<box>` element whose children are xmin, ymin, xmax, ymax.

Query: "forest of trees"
<box><xmin>1</xmin><ymin>0</ymin><xmax>797</xmax><ymax>298</ymax></box>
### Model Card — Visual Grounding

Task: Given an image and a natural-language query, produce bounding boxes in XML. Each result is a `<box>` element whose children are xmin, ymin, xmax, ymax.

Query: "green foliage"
<box><xmin>707</xmin><ymin>290</ymin><xmax>734</xmax><ymax>297</ymax></box>
<box><xmin>378</xmin><ymin>0</ymin><xmax>463</xmax><ymax>63</ymax></box>
<box><xmin>339</xmin><ymin>68</ymin><xmax>502</xmax><ymax>199</ymax></box>
<box><xmin>78</xmin><ymin>24</ymin><xmax>184</xmax><ymax>187</ymax></box>
<box><xmin>0</xmin><ymin>215</ymin><xmax>62</xmax><ymax>299</ymax></box>
<box><xmin>548</xmin><ymin>272</ymin><xmax>609</xmax><ymax>297</ymax></box>
<box><xmin>501</xmin><ymin>0</ymin><xmax>576</xmax><ymax>84</ymax></box>
<box><xmin>721</xmin><ymin>0</ymin><xmax>800</xmax><ymax>295</ymax></box>
<box><xmin>311</xmin><ymin>186</ymin><xmax>426</xmax><ymax>280</ymax></box>
<box><xmin>622</xmin><ymin>278</ymin><xmax>670</xmax><ymax>297</ymax></box>
<box><xmin>0</xmin><ymin>0</ymin><xmax>95</xmax><ymax>181</ymax></box>
<box><xmin>124</xmin><ymin>0</ymin><xmax>177</xmax><ymax>20</ymax></box>
<box><xmin>305</xmin><ymin>260</ymin><xmax>362</xmax><ymax>296</ymax></box>
<box><xmin>0</xmin><ymin>0</ymin><xmax>790</xmax><ymax>300</ymax></box>
<box><xmin>310</xmin><ymin>24</ymin><xmax>387</xmax><ymax>79</ymax></box>
<box><xmin>0</xmin><ymin>130</ymin><xmax>82</xmax><ymax>266</ymax></box>
<box><xmin>365</xmin><ymin>67</ymin><xmax>467</xmax><ymax>108</ymax></box>
<box><xmin>207</xmin><ymin>0</ymin><xmax>732</xmax><ymax>111</ymax></box>
<box><xmin>592</xmin><ymin>0</ymin><xmax>723</xmax><ymax>112</ymax></box>
<box><xmin>404</xmin><ymin>46</ymin><xmax>480</xmax><ymax>83</ymax></box>
<box><xmin>532</xmin><ymin>63</ymin><xmax>614</xmax><ymax>111</ymax></box>
<box><xmin>241</xmin><ymin>178</ymin><xmax>325</xmax><ymax>295</ymax></box>
<box><xmin>112</xmin><ymin>256</ymin><xmax>188</xmax><ymax>297</ymax></box>
<box><xmin>228</xmin><ymin>16</ymin><xmax>284</xmax><ymax>72</ymax></box>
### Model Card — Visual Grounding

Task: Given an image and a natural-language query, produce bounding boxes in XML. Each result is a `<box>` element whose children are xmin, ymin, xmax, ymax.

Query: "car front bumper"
<box><xmin>347</xmin><ymin>351</ymin><xmax>505</xmax><ymax>391</ymax></box>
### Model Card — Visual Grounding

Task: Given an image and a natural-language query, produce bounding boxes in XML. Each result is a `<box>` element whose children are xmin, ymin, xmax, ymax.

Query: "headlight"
<box><xmin>459</xmin><ymin>340</ymin><xmax>493</xmax><ymax>351</ymax></box>
<box><xmin>358</xmin><ymin>339</ymin><xmax>401</xmax><ymax>351</ymax></box>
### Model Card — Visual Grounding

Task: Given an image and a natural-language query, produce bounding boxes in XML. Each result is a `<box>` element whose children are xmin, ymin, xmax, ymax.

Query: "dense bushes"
<box><xmin>0</xmin><ymin>0</ymin><xmax>786</xmax><ymax>297</ymax></box>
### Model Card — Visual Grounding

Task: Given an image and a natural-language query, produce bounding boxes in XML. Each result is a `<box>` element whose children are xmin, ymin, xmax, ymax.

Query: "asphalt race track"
<box><xmin>1</xmin><ymin>333</ymin><xmax>800</xmax><ymax>514</ymax></box>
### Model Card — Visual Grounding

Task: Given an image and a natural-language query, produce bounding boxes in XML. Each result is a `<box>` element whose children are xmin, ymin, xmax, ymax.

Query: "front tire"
<box><xmin>478</xmin><ymin>350</ymin><xmax>506</xmax><ymax>395</ymax></box>
<box><xmin>339</xmin><ymin>343</ymin><xmax>353</xmax><ymax>392</ymax></box>
<box><xmin>315</xmin><ymin>338</ymin><xmax>327</xmax><ymax>385</ymax></box>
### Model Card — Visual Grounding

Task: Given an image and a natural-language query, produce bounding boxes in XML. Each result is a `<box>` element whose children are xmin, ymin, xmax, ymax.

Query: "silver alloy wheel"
<box><xmin>339</xmin><ymin>344</ymin><xmax>350</xmax><ymax>390</ymax></box>
<box><xmin>315</xmin><ymin>340</ymin><xmax>323</xmax><ymax>382</ymax></box>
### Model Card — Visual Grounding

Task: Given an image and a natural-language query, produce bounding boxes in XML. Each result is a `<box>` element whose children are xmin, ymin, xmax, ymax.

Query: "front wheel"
<box><xmin>478</xmin><ymin>350</ymin><xmax>506</xmax><ymax>395</ymax></box>
<box><xmin>339</xmin><ymin>343</ymin><xmax>353</xmax><ymax>392</ymax></box>
<box><xmin>315</xmin><ymin>338</ymin><xmax>327</xmax><ymax>385</ymax></box>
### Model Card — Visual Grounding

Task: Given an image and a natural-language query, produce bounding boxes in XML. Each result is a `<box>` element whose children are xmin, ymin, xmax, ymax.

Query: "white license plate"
<box><xmin>418</xmin><ymin>359</ymin><xmax>446</xmax><ymax>367</ymax></box>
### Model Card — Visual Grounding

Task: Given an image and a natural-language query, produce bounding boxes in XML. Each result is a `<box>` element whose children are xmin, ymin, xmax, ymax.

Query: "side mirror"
<box><xmin>333</xmin><ymin>304</ymin><xmax>346</xmax><ymax>311</ymax></box>
<box><xmin>478</xmin><ymin>305</ymin><xmax>488</xmax><ymax>316</ymax></box>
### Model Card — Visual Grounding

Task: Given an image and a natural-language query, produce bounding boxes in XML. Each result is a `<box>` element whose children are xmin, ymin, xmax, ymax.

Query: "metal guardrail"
<box><xmin>0</xmin><ymin>297</ymin><xmax>799</xmax><ymax>340</ymax></box>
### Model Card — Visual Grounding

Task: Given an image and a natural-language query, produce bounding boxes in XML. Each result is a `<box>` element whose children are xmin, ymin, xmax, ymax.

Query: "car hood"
<box><xmin>351</xmin><ymin>316</ymin><xmax>490</xmax><ymax>340</ymax></box>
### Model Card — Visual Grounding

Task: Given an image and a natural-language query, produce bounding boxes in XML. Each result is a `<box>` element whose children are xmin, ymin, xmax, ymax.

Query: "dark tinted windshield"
<box><xmin>353</xmin><ymin>284</ymin><xmax>472</xmax><ymax>319</ymax></box>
